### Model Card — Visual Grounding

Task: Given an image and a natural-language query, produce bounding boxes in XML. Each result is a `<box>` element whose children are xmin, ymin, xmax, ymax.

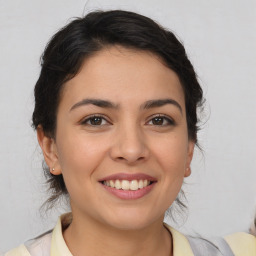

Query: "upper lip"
<box><xmin>99</xmin><ymin>173</ymin><xmax>157</xmax><ymax>182</ymax></box>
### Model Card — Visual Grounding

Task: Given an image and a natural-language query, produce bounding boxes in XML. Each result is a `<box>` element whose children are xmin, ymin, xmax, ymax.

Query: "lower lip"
<box><xmin>100</xmin><ymin>183</ymin><xmax>156</xmax><ymax>200</ymax></box>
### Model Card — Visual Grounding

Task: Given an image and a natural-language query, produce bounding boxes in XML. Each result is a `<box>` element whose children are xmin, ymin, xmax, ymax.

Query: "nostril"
<box><xmin>116</xmin><ymin>156</ymin><xmax>145</xmax><ymax>162</ymax></box>
<box><xmin>109</xmin><ymin>141</ymin><xmax>149</xmax><ymax>163</ymax></box>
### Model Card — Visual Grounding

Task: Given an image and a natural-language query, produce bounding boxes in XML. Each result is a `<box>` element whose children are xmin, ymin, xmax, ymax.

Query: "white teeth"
<box><xmin>115</xmin><ymin>180</ymin><xmax>121</xmax><ymax>189</ymax></box>
<box><xmin>130</xmin><ymin>180</ymin><xmax>139</xmax><ymax>190</ymax></box>
<box><xmin>121</xmin><ymin>180</ymin><xmax>130</xmax><ymax>190</ymax></box>
<box><xmin>110</xmin><ymin>180</ymin><xmax>115</xmax><ymax>188</ymax></box>
<box><xmin>138</xmin><ymin>180</ymin><xmax>144</xmax><ymax>189</ymax></box>
<box><xmin>103</xmin><ymin>179</ymin><xmax>152</xmax><ymax>191</ymax></box>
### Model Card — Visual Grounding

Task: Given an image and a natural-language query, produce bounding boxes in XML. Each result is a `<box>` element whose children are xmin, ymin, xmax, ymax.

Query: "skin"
<box><xmin>37</xmin><ymin>46</ymin><xmax>194</xmax><ymax>256</ymax></box>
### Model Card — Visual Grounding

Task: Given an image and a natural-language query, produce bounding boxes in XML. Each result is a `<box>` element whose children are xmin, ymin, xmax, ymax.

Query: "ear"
<box><xmin>184</xmin><ymin>140</ymin><xmax>195</xmax><ymax>177</ymax></box>
<box><xmin>37</xmin><ymin>126</ymin><xmax>62</xmax><ymax>175</ymax></box>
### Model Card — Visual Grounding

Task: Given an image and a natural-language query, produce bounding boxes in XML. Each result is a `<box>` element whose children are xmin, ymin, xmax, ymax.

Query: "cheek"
<box><xmin>55</xmin><ymin>134</ymin><xmax>107</xmax><ymax>206</ymax></box>
<box><xmin>150</xmin><ymin>132</ymin><xmax>188</xmax><ymax>203</ymax></box>
<box><xmin>152</xmin><ymin>133</ymin><xmax>189</xmax><ymax>172</ymax></box>
<box><xmin>56</xmin><ymin>131</ymin><xmax>108</xmax><ymax>182</ymax></box>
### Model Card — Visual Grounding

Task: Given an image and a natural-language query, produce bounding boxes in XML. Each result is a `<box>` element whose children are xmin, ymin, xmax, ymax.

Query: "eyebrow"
<box><xmin>70</xmin><ymin>98</ymin><xmax>182</xmax><ymax>114</ymax></box>
<box><xmin>70</xmin><ymin>99</ymin><xmax>119</xmax><ymax>111</ymax></box>
<box><xmin>141</xmin><ymin>99</ymin><xmax>182</xmax><ymax>114</ymax></box>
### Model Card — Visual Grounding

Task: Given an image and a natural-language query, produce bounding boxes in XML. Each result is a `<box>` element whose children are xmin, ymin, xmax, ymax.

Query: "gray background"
<box><xmin>0</xmin><ymin>0</ymin><xmax>255</xmax><ymax>252</ymax></box>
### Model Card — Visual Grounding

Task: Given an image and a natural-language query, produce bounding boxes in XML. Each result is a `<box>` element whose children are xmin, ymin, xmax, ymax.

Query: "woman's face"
<box><xmin>40</xmin><ymin>46</ymin><xmax>194</xmax><ymax>230</ymax></box>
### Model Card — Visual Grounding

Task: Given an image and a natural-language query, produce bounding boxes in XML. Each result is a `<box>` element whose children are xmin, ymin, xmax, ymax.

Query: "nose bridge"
<box><xmin>110</xmin><ymin>119</ymin><xmax>148</xmax><ymax>163</ymax></box>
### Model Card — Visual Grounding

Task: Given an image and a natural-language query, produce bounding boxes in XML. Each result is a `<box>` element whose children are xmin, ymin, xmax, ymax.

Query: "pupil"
<box><xmin>153</xmin><ymin>117</ymin><xmax>163</xmax><ymax>125</ymax></box>
<box><xmin>91</xmin><ymin>117</ymin><xmax>102</xmax><ymax>125</ymax></box>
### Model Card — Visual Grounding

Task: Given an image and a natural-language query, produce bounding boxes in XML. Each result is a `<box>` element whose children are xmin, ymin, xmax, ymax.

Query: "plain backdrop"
<box><xmin>0</xmin><ymin>0</ymin><xmax>255</xmax><ymax>252</ymax></box>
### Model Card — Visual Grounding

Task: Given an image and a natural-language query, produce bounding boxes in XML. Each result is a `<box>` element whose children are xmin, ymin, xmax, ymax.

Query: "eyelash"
<box><xmin>80</xmin><ymin>114</ymin><xmax>175</xmax><ymax>127</ymax></box>
<box><xmin>80</xmin><ymin>115</ymin><xmax>110</xmax><ymax>126</ymax></box>
<box><xmin>146</xmin><ymin>114</ymin><xmax>175</xmax><ymax>126</ymax></box>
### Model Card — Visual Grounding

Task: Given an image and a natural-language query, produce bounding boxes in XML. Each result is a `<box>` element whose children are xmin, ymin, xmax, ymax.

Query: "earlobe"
<box><xmin>184</xmin><ymin>141</ymin><xmax>195</xmax><ymax>177</ymax></box>
<box><xmin>37</xmin><ymin>126</ymin><xmax>62</xmax><ymax>175</ymax></box>
<box><xmin>184</xmin><ymin>167</ymin><xmax>191</xmax><ymax>177</ymax></box>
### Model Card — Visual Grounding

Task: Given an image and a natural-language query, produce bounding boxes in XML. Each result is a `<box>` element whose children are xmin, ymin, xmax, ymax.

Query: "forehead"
<box><xmin>60</xmin><ymin>46</ymin><xmax>185</xmax><ymax>109</ymax></box>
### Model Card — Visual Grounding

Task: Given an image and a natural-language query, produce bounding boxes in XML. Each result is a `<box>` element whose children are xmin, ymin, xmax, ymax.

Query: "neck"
<box><xmin>63</xmin><ymin>212</ymin><xmax>172</xmax><ymax>256</ymax></box>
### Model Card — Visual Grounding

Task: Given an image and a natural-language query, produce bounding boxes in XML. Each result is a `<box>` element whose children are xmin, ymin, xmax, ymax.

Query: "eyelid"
<box><xmin>79</xmin><ymin>114</ymin><xmax>112</xmax><ymax>125</ymax></box>
<box><xmin>78</xmin><ymin>113</ymin><xmax>175</xmax><ymax>126</ymax></box>
<box><xmin>146</xmin><ymin>114</ymin><xmax>175</xmax><ymax>125</ymax></box>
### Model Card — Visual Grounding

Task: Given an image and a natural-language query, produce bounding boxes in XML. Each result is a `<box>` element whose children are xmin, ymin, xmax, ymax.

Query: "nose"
<box><xmin>109</xmin><ymin>124</ymin><xmax>149</xmax><ymax>164</ymax></box>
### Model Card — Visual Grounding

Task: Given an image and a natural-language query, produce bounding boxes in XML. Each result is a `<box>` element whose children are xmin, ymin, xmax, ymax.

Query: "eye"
<box><xmin>81</xmin><ymin>115</ymin><xmax>109</xmax><ymax>126</ymax></box>
<box><xmin>147</xmin><ymin>115</ymin><xmax>175</xmax><ymax>126</ymax></box>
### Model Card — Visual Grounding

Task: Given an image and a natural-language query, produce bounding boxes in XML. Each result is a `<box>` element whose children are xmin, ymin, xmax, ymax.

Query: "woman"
<box><xmin>5</xmin><ymin>10</ymin><xmax>256</xmax><ymax>256</ymax></box>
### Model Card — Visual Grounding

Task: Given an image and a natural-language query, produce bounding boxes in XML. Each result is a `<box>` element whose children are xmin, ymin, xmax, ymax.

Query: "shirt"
<box><xmin>4</xmin><ymin>213</ymin><xmax>256</xmax><ymax>256</ymax></box>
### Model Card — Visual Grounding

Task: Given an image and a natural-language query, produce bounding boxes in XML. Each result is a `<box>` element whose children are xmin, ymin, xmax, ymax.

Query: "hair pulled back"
<box><xmin>32</xmin><ymin>10</ymin><xmax>203</xmax><ymax>207</ymax></box>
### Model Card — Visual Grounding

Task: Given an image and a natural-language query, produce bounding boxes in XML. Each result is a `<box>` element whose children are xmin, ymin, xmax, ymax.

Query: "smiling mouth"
<box><xmin>101</xmin><ymin>179</ymin><xmax>155</xmax><ymax>191</ymax></box>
